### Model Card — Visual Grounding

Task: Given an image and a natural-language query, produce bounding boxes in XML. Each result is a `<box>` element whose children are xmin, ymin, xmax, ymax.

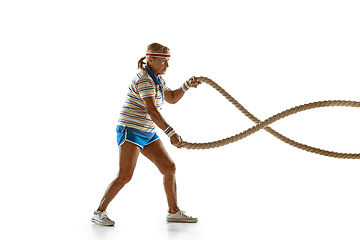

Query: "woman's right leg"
<box><xmin>97</xmin><ymin>141</ymin><xmax>140</xmax><ymax>211</ymax></box>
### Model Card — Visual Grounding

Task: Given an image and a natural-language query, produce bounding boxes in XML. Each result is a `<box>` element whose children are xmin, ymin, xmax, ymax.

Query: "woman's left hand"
<box><xmin>188</xmin><ymin>76</ymin><xmax>202</xmax><ymax>88</ymax></box>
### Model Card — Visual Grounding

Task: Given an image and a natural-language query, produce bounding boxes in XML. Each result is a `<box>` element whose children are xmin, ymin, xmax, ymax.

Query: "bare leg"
<box><xmin>163</xmin><ymin>173</ymin><xmax>179</xmax><ymax>213</ymax></box>
<box><xmin>97</xmin><ymin>142</ymin><xmax>140</xmax><ymax>212</ymax></box>
<box><xmin>141</xmin><ymin>139</ymin><xmax>179</xmax><ymax>213</ymax></box>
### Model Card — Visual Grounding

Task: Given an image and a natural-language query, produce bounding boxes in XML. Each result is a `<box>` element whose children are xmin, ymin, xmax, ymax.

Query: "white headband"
<box><xmin>146</xmin><ymin>52</ymin><xmax>170</xmax><ymax>58</ymax></box>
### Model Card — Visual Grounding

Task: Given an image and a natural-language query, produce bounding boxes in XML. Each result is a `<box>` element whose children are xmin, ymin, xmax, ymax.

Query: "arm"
<box><xmin>164</xmin><ymin>88</ymin><xmax>185</xmax><ymax>104</ymax></box>
<box><xmin>164</xmin><ymin>76</ymin><xmax>202</xmax><ymax>104</ymax></box>
<box><xmin>143</xmin><ymin>96</ymin><xmax>169</xmax><ymax>131</ymax></box>
<box><xmin>143</xmin><ymin>96</ymin><xmax>182</xmax><ymax>148</ymax></box>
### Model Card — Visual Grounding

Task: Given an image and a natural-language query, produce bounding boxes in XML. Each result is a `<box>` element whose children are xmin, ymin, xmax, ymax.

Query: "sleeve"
<box><xmin>137</xmin><ymin>78</ymin><xmax>156</xmax><ymax>99</ymax></box>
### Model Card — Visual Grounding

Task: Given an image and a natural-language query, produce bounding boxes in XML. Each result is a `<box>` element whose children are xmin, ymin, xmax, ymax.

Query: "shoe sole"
<box><xmin>91</xmin><ymin>218</ymin><xmax>115</xmax><ymax>226</ymax></box>
<box><xmin>166</xmin><ymin>218</ymin><xmax>198</xmax><ymax>223</ymax></box>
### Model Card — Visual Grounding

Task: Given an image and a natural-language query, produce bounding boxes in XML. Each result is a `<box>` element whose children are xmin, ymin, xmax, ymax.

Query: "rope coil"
<box><xmin>181</xmin><ymin>77</ymin><xmax>360</xmax><ymax>159</ymax></box>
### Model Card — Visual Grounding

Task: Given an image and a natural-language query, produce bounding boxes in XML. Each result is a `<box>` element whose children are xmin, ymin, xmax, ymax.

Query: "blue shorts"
<box><xmin>116</xmin><ymin>126</ymin><xmax>159</xmax><ymax>150</ymax></box>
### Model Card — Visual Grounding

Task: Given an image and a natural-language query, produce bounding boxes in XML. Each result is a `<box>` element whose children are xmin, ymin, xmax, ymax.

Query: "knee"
<box><xmin>116</xmin><ymin>172</ymin><xmax>133</xmax><ymax>184</ymax></box>
<box><xmin>162</xmin><ymin>162</ymin><xmax>176</xmax><ymax>176</ymax></box>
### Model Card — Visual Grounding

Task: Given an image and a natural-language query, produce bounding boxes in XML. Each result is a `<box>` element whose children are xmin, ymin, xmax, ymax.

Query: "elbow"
<box><xmin>167</xmin><ymin>95</ymin><xmax>178</xmax><ymax>104</ymax></box>
<box><xmin>166</xmin><ymin>91</ymin><xmax>177</xmax><ymax>104</ymax></box>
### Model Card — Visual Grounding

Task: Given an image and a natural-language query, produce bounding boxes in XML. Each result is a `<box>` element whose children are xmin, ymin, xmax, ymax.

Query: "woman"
<box><xmin>91</xmin><ymin>43</ymin><xmax>201</xmax><ymax>226</ymax></box>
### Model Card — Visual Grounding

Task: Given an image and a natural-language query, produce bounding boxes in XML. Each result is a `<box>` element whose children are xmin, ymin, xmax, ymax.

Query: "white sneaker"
<box><xmin>166</xmin><ymin>210</ymin><xmax>198</xmax><ymax>223</ymax></box>
<box><xmin>91</xmin><ymin>211</ymin><xmax>115</xmax><ymax>226</ymax></box>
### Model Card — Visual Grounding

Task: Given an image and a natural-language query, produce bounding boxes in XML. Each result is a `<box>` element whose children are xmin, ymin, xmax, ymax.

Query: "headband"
<box><xmin>146</xmin><ymin>52</ymin><xmax>170</xmax><ymax>58</ymax></box>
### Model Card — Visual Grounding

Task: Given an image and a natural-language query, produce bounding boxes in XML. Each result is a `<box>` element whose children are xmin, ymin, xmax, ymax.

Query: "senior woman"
<box><xmin>91</xmin><ymin>43</ymin><xmax>201</xmax><ymax>226</ymax></box>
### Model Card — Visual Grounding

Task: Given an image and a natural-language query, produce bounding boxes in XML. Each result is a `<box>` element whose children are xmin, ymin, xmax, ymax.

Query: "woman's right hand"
<box><xmin>170</xmin><ymin>133</ymin><xmax>182</xmax><ymax>148</ymax></box>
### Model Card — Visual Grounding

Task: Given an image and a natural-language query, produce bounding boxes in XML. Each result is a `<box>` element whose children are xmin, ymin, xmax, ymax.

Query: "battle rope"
<box><xmin>181</xmin><ymin>77</ymin><xmax>360</xmax><ymax>159</ymax></box>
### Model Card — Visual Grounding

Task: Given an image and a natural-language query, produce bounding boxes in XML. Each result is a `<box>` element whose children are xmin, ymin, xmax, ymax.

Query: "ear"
<box><xmin>148</xmin><ymin>57</ymin><xmax>154</xmax><ymax>63</ymax></box>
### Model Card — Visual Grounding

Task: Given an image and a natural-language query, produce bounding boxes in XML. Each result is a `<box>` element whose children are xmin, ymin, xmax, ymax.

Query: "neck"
<box><xmin>146</xmin><ymin>65</ymin><xmax>159</xmax><ymax>76</ymax></box>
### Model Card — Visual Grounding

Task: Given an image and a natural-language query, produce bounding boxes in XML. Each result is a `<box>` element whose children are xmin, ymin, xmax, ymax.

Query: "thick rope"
<box><xmin>181</xmin><ymin>77</ymin><xmax>360</xmax><ymax>159</ymax></box>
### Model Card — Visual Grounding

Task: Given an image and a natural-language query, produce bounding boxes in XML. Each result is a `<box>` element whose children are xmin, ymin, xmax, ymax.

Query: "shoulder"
<box><xmin>134</xmin><ymin>70</ymin><xmax>154</xmax><ymax>85</ymax></box>
<box><xmin>137</xmin><ymin>69</ymin><xmax>149</xmax><ymax>79</ymax></box>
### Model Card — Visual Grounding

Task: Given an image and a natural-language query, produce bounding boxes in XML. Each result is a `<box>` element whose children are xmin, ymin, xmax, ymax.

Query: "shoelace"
<box><xmin>179</xmin><ymin>210</ymin><xmax>192</xmax><ymax>219</ymax></box>
<box><xmin>99</xmin><ymin>211</ymin><xmax>110</xmax><ymax>220</ymax></box>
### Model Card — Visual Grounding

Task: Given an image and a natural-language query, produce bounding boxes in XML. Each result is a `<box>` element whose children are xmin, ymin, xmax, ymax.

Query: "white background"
<box><xmin>1</xmin><ymin>0</ymin><xmax>360</xmax><ymax>239</ymax></box>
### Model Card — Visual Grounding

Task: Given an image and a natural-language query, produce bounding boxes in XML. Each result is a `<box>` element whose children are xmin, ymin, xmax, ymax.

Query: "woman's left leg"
<box><xmin>141</xmin><ymin>139</ymin><xmax>179</xmax><ymax>214</ymax></box>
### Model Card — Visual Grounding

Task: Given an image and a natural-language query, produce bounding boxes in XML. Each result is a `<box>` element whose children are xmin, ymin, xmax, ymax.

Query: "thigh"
<box><xmin>141</xmin><ymin>139</ymin><xmax>175</xmax><ymax>174</ymax></box>
<box><xmin>119</xmin><ymin>141</ymin><xmax>141</xmax><ymax>175</ymax></box>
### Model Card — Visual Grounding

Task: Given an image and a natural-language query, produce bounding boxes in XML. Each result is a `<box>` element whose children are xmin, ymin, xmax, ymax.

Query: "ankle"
<box><xmin>169</xmin><ymin>207</ymin><xmax>179</xmax><ymax>214</ymax></box>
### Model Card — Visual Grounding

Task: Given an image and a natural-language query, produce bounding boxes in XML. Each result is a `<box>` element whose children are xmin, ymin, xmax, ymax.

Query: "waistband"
<box><xmin>116</xmin><ymin>125</ymin><xmax>156</xmax><ymax>138</ymax></box>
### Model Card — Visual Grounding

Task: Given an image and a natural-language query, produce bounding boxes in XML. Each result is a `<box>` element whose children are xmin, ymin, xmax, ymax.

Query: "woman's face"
<box><xmin>148</xmin><ymin>57</ymin><xmax>169</xmax><ymax>76</ymax></box>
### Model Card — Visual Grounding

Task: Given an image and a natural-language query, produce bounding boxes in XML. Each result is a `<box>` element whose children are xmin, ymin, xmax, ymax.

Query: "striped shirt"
<box><xmin>117</xmin><ymin>69</ymin><xmax>170</xmax><ymax>133</ymax></box>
